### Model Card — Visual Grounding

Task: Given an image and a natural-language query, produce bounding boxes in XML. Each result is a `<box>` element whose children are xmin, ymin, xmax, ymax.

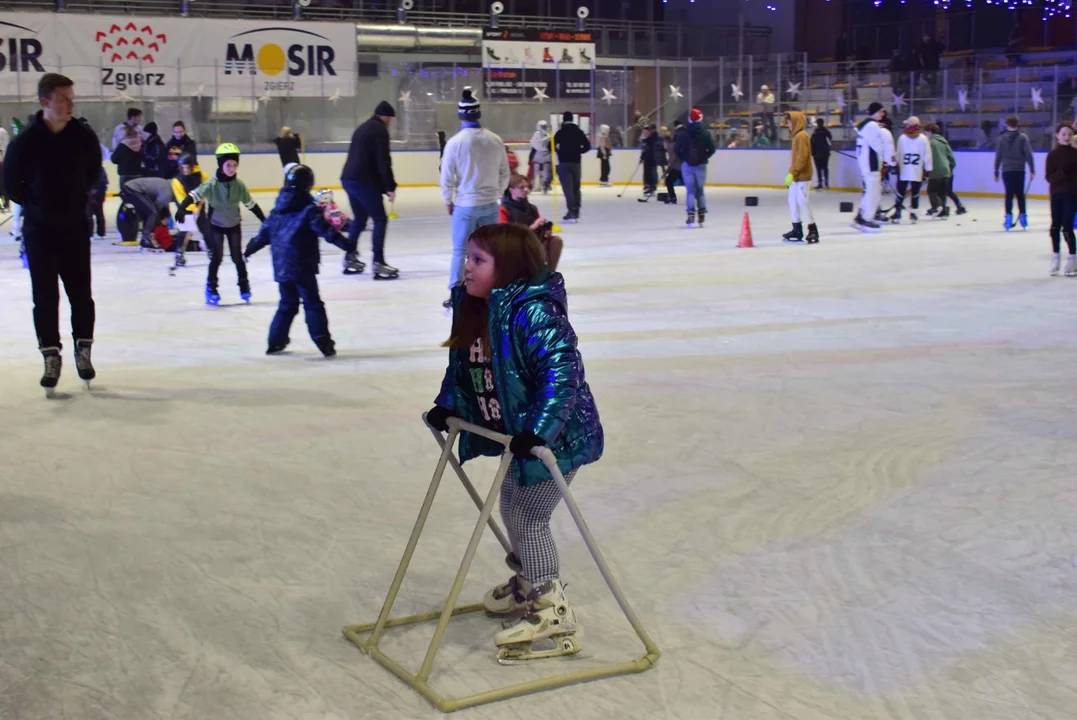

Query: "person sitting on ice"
<box><xmin>499</xmin><ymin>173</ymin><xmax>563</xmax><ymax>271</ymax></box>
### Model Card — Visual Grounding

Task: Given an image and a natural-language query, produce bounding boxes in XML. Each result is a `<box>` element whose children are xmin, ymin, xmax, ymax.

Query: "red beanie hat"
<box><xmin>689</xmin><ymin>108</ymin><xmax>703</xmax><ymax>123</ymax></box>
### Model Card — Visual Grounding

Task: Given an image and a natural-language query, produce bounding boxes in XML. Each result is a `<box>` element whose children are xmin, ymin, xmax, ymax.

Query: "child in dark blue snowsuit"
<box><xmin>244</xmin><ymin>165</ymin><xmax>353</xmax><ymax>357</ymax></box>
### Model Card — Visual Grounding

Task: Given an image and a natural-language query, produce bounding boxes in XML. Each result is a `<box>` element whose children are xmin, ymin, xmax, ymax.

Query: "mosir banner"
<box><xmin>0</xmin><ymin>13</ymin><xmax>357</xmax><ymax>98</ymax></box>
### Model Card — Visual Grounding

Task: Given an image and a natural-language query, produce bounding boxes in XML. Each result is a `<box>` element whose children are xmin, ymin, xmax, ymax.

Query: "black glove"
<box><xmin>426</xmin><ymin>405</ymin><xmax>455</xmax><ymax>433</ymax></box>
<box><xmin>174</xmin><ymin>205</ymin><xmax>187</xmax><ymax>224</ymax></box>
<box><xmin>509</xmin><ymin>431</ymin><xmax>546</xmax><ymax>461</ymax></box>
<box><xmin>251</xmin><ymin>204</ymin><xmax>266</xmax><ymax>223</ymax></box>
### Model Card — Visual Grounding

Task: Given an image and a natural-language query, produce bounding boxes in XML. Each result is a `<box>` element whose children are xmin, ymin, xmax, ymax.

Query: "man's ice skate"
<box><xmin>1004</xmin><ymin>214</ymin><xmax>1014</xmax><ymax>231</ymax></box>
<box><xmin>955</xmin><ymin>205</ymin><xmax>967</xmax><ymax>215</ymax></box>
<box><xmin>315</xmin><ymin>336</ymin><xmax>337</xmax><ymax>358</ymax></box>
<box><xmin>852</xmin><ymin>213</ymin><xmax>881</xmax><ymax>234</ymax></box>
<box><xmin>1050</xmin><ymin>253</ymin><xmax>1061</xmax><ymax>276</ymax></box>
<box><xmin>205</xmin><ymin>286</ymin><xmax>220</xmax><ymax>306</ymax></box>
<box><xmin>267</xmin><ymin>340</ymin><xmax>289</xmax><ymax>355</ymax></box>
<box><xmin>874</xmin><ymin>209</ymin><xmax>890</xmax><ymax>224</ymax></box>
<box><xmin>373</xmin><ymin>261</ymin><xmax>399</xmax><ymax>280</ymax></box>
<box><xmin>1066</xmin><ymin>255</ymin><xmax>1077</xmax><ymax>277</ymax></box>
<box><xmin>559</xmin><ymin>48</ymin><xmax>574</xmax><ymax>64</ymax></box>
<box><xmin>343</xmin><ymin>251</ymin><xmax>365</xmax><ymax>275</ymax></box>
<box><xmin>1018</xmin><ymin>212</ymin><xmax>1028</xmax><ymax>229</ymax></box>
<box><xmin>909</xmin><ymin>212</ymin><xmax>918</xmax><ymax>224</ymax></box>
<box><xmin>40</xmin><ymin>347</ymin><xmax>62</xmax><ymax>398</ymax></box>
<box><xmin>686</xmin><ymin>210</ymin><xmax>695</xmax><ymax>226</ymax></box>
<box><xmin>782</xmin><ymin>223</ymin><xmax>804</xmax><ymax>242</ymax></box>
<box><xmin>805</xmin><ymin>223</ymin><xmax>820</xmax><ymax>244</ymax></box>
<box><xmin>697</xmin><ymin>210</ymin><xmax>706</xmax><ymax>227</ymax></box>
<box><xmin>937</xmin><ymin>206</ymin><xmax>951</xmax><ymax>220</ymax></box>
<box><xmin>579</xmin><ymin>48</ymin><xmax>592</xmax><ymax>63</ymax></box>
<box><xmin>240</xmin><ymin>288</ymin><xmax>252</xmax><ymax>303</ymax></box>
<box><xmin>495</xmin><ymin>579</ymin><xmax>581</xmax><ymax>663</ymax></box>
<box><xmin>890</xmin><ymin>210</ymin><xmax>902</xmax><ymax>224</ymax></box>
<box><xmin>562</xmin><ymin>212</ymin><xmax>578</xmax><ymax>224</ymax></box>
<box><xmin>542</xmin><ymin>47</ymin><xmax>554</xmax><ymax>63</ymax></box>
<box><xmin>485</xmin><ymin>47</ymin><xmax>501</xmax><ymax>64</ymax></box>
<box><xmin>926</xmin><ymin>207</ymin><xmax>938</xmax><ymax>217</ymax></box>
<box><xmin>637</xmin><ymin>189</ymin><xmax>654</xmax><ymax>203</ymax></box>
<box><xmin>74</xmin><ymin>340</ymin><xmax>95</xmax><ymax>389</ymax></box>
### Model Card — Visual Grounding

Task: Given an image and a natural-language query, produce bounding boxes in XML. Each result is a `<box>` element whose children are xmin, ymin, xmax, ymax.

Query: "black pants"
<box><xmin>927</xmin><ymin>178</ymin><xmax>950</xmax><ymax>209</ymax></box>
<box><xmin>342</xmin><ymin>179</ymin><xmax>387</xmax><ymax>264</ymax></box>
<box><xmin>1050</xmin><ymin>192</ymin><xmax>1077</xmax><ymax>254</ymax></box>
<box><xmin>814</xmin><ymin>156</ymin><xmax>830</xmax><ymax>188</ymax></box>
<box><xmin>947</xmin><ymin>176</ymin><xmax>963</xmax><ymax>209</ymax></box>
<box><xmin>557</xmin><ymin>163</ymin><xmax>581</xmax><ymax>215</ymax></box>
<box><xmin>642</xmin><ymin>159</ymin><xmax>657</xmax><ymax>192</ymax></box>
<box><xmin>665</xmin><ymin>168</ymin><xmax>681</xmax><ymax>201</ymax></box>
<box><xmin>894</xmin><ymin>179</ymin><xmax>922</xmax><ymax>213</ymax></box>
<box><xmin>1002</xmin><ymin>170</ymin><xmax>1026</xmax><ymax>215</ymax></box>
<box><xmin>599</xmin><ymin>155</ymin><xmax>610</xmax><ymax>183</ymax></box>
<box><xmin>206</xmin><ymin>224</ymin><xmax>248</xmax><ymax>292</ymax></box>
<box><xmin>88</xmin><ymin>194</ymin><xmax>105</xmax><ymax>237</ymax></box>
<box><xmin>24</xmin><ymin>232</ymin><xmax>95</xmax><ymax>350</ymax></box>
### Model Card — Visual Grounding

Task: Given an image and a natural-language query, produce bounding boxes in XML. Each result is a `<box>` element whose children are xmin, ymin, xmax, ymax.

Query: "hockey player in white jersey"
<box><xmin>853</xmin><ymin>102</ymin><xmax>889</xmax><ymax>233</ymax></box>
<box><xmin>891</xmin><ymin>116</ymin><xmax>933</xmax><ymax>224</ymax></box>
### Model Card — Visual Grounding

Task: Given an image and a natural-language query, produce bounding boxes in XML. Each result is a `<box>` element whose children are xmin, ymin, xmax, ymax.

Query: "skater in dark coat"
<box><xmin>244</xmin><ymin>164</ymin><xmax>354</xmax><ymax>358</ymax></box>
<box><xmin>810</xmin><ymin>118</ymin><xmax>832</xmax><ymax>189</ymax></box>
<box><xmin>141</xmin><ymin>122</ymin><xmax>168</xmax><ymax>178</ymax></box>
<box><xmin>340</xmin><ymin>101</ymin><xmax>398</xmax><ymax>277</ymax></box>
<box><xmin>639</xmin><ymin>125</ymin><xmax>659</xmax><ymax>199</ymax></box>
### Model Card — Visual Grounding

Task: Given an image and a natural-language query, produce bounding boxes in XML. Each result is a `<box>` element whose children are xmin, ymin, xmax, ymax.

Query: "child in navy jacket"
<box><xmin>244</xmin><ymin>165</ymin><xmax>354</xmax><ymax>357</ymax></box>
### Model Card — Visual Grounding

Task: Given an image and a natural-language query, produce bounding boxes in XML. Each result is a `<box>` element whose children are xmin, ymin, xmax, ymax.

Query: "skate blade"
<box><xmin>496</xmin><ymin>635</ymin><xmax>584</xmax><ymax>665</ymax></box>
<box><xmin>43</xmin><ymin>387</ymin><xmax>56</xmax><ymax>399</ymax></box>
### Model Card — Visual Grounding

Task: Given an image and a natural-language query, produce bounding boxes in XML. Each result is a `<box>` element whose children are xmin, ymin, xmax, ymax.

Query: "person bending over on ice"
<box><xmin>499</xmin><ymin>173</ymin><xmax>564</xmax><ymax>270</ymax></box>
<box><xmin>426</xmin><ymin>223</ymin><xmax>603</xmax><ymax>662</ymax></box>
<box><xmin>175</xmin><ymin>143</ymin><xmax>266</xmax><ymax>306</ymax></box>
<box><xmin>244</xmin><ymin>164</ymin><xmax>352</xmax><ymax>357</ymax></box>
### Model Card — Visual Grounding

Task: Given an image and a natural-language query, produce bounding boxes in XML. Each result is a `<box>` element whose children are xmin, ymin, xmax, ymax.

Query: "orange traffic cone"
<box><xmin>737</xmin><ymin>212</ymin><xmax>755</xmax><ymax>248</ymax></box>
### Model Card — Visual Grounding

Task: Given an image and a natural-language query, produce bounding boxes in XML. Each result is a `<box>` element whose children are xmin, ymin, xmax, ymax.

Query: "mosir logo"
<box><xmin>0</xmin><ymin>20</ymin><xmax>45</xmax><ymax>73</ymax></box>
<box><xmin>225</xmin><ymin>27</ymin><xmax>336</xmax><ymax>92</ymax></box>
<box><xmin>96</xmin><ymin>22</ymin><xmax>169</xmax><ymax>90</ymax></box>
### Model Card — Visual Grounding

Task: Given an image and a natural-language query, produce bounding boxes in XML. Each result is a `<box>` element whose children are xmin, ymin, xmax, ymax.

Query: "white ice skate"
<box><xmin>495</xmin><ymin>579</ymin><xmax>580</xmax><ymax>663</ymax></box>
<box><xmin>1065</xmin><ymin>255</ymin><xmax>1077</xmax><ymax>277</ymax></box>
<box><xmin>1050</xmin><ymin>253</ymin><xmax>1061</xmax><ymax>277</ymax></box>
<box><xmin>484</xmin><ymin>575</ymin><xmax>533</xmax><ymax>616</ymax></box>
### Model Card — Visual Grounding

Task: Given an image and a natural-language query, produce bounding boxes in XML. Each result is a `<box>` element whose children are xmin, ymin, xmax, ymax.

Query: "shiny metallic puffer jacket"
<box><xmin>436</xmin><ymin>271</ymin><xmax>604</xmax><ymax>487</ymax></box>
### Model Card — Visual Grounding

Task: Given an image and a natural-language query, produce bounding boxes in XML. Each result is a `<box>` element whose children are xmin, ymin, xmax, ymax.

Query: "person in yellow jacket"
<box><xmin>169</xmin><ymin>154</ymin><xmax>208</xmax><ymax>269</ymax></box>
<box><xmin>782</xmin><ymin>111</ymin><xmax>820</xmax><ymax>244</ymax></box>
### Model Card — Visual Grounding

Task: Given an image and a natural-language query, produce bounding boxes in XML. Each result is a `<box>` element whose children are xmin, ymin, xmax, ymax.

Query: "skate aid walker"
<box><xmin>342</xmin><ymin>415</ymin><xmax>660</xmax><ymax>713</ymax></box>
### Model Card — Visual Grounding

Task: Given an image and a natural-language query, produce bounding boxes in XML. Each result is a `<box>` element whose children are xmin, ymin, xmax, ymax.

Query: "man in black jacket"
<box><xmin>3</xmin><ymin>73</ymin><xmax>103</xmax><ymax>395</ymax></box>
<box><xmin>553</xmin><ymin>111</ymin><xmax>590</xmax><ymax>221</ymax></box>
<box><xmin>340</xmin><ymin>101</ymin><xmax>397</xmax><ymax>278</ymax></box>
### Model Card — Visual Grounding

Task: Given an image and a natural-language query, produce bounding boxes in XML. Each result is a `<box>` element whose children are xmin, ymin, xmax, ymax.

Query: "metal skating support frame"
<box><xmin>342</xmin><ymin>415</ymin><xmax>661</xmax><ymax>713</ymax></box>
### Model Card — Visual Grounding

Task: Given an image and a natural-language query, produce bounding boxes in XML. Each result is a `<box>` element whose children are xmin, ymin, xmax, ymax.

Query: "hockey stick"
<box><xmin>617</xmin><ymin>160</ymin><xmax>643</xmax><ymax>198</ymax></box>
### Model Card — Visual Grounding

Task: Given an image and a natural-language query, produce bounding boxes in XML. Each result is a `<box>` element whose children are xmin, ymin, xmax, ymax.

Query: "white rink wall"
<box><xmin>105</xmin><ymin>147</ymin><xmax>1051</xmax><ymax>197</ymax></box>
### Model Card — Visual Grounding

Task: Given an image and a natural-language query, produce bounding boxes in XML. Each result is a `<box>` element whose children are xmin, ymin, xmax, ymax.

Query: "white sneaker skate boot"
<box><xmin>484</xmin><ymin>574</ymin><xmax>533</xmax><ymax>615</ymax></box>
<box><xmin>495</xmin><ymin>579</ymin><xmax>580</xmax><ymax>663</ymax></box>
<box><xmin>1066</xmin><ymin>255</ymin><xmax>1077</xmax><ymax>277</ymax></box>
<box><xmin>1050</xmin><ymin>253</ymin><xmax>1061</xmax><ymax>276</ymax></box>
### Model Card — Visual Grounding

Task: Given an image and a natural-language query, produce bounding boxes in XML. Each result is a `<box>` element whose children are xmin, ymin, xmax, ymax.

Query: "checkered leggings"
<box><xmin>499</xmin><ymin>466</ymin><xmax>578</xmax><ymax>584</ymax></box>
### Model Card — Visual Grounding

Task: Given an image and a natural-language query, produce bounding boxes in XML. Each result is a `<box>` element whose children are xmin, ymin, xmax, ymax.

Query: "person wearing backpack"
<box><xmin>673</xmin><ymin>108</ymin><xmax>716</xmax><ymax>227</ymax></box>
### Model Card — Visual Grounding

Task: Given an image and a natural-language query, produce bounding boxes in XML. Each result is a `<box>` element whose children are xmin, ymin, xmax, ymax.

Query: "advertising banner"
<box><xmin>481</xmin><ymin>28</ymin><xmax>594</xmax><ymax>100</ymax></box>
<box><xmin>0</xmin><ymin>13</ymin><xmax>357</xmax><ymax>98</ymax></box>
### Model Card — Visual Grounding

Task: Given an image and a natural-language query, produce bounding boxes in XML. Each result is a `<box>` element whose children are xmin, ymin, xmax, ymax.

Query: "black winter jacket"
<box><xmin>142</xmin><ymin>132</ymin><xmax>168</xmax><ymax>178</ymax></box>
<box><xmin>111</xmin><ymin>143</ymin><xmax>144</xmax><ymax>177</ymax></box>
<box><xmin>554</xmin><ymin>122</ymin><xmax>592</xmax><ymax>165</ymax></box>
<box><xmin>3</xmin><ymin>111</ymin><xmax>103</xmax><ymax>236</ymax></box>
<box><xmin>810</xmin><ymin>127</ymin><xmax>832</xmax><ymax>159</ymax></box>
<box><xmin>341</xmin><ymin>115</ymin><xmax>396</xmax><ymax>194</ymax></box>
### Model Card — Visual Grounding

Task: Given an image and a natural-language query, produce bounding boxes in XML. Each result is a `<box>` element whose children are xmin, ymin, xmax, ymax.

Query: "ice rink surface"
<box><xmin>1</xmin><ymin>185</ymin><xmax>1076</xmax><ymax>720</ymax></box>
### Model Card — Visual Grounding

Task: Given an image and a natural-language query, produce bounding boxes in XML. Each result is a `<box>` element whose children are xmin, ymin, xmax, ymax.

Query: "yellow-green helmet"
<box><xmin>215</xmin><ymin>142</ymin><xmax>241</xmax><ymax>156</ymax></box>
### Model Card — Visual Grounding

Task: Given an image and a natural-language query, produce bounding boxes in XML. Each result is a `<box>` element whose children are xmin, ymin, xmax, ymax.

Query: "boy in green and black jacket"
<box><xmin>924</xmin><ymin>122</ymin><xmax>956</xmax><ymax>218</ymax></box>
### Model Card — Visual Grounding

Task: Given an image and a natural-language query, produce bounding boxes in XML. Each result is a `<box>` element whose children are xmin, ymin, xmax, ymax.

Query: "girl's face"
<box><xmin>1058</xmin><ymin>126</ymin><xmax>1073</xmax><ymax>146</ymax></box>
<box><xmin>463</xmin><ymin>241</ymin><xmax>497</xmax><ymax>300</ymax></box>
<box><xmin>221</xmin><ymin>159</ymin><xmax>238</xmax><ymax>177</ymax></box>
<box><xmin>180</xmin><ymin>164</ymin><xmax>192</xmax><ymax>176</ymax></box>
<box><xmin>509</xmin><ymin>182</ymin><xmax>530</xmax><ymax>201</ymax></box>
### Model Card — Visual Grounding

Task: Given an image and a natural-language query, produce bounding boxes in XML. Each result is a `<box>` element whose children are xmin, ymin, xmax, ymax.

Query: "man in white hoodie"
<box><xmin>853</xmin><ymin>102</ymin><xmax>890</xmax><ymax>233</ymax></box>
<box><xmin>439</xmin><ymin>87</ymin><xmax>510</xmax><ymax>307</ymax></box>
<box><xmin>530</xmin><ymin>120</ymin><xmax>552</xmax><ymax>193</ymax></box>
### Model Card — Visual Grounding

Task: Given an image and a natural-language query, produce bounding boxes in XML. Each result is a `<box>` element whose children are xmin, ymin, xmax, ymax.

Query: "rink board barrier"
<box><xmin>341</xmin><ymin>414</ymin><xmax>660</xmax><ymax>713</ymax></box>
<box><xmin>106</xmin><ymin>148</ymin><xmax>1053</xmax><ymax>201</ymax></box>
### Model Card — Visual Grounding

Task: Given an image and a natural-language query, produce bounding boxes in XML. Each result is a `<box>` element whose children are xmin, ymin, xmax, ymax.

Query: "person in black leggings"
<box><xmin>1045</xmin><ymin>123</ymin><xmax>1077</xmax><ymax>276</ymax></box>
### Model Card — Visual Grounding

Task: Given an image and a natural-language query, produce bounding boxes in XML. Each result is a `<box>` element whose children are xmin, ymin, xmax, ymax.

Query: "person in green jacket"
<box><xmin>924</xmin><ymin>122</ymin><xmax>956</xmax><ymax>218</ymax></box>
<box><xmin>175</xmin><ymin>143</ymin><xmax>266</xmax><ymax>305</ymax></box>
<box><xmin>426</xmin><ymin>223</ymin><xmax>602</xmax><ymax>663</ymax></box>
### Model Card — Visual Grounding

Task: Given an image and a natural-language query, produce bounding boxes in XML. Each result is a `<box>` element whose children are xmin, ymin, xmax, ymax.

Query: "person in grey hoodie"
<box><xmin>993</xmin><ymin>115</ymin><xmax>1035</xmax><ymax>230</ymax></box>
<box><xmin>529</xmin><ymin>120</ymin><xmax>552</xmax><ymax>193</ymax></box>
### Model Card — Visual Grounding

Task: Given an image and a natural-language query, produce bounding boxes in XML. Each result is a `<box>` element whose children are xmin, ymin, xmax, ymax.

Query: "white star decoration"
<box><xmin>532</xmin><ymin>86</ymin><xmax>549</xmax><ymax>102</ymax></box>
<box><xmin>398</xmin><ymin>91</ymin><xmax>411</xmax><ymax>104</ymax></box>
<box><xmin>1031</xmin><ymin>87</ymin><xmax>1044</xmax><ymax>109</ymax></box>
<box><xmin>669</xmin><ymin>85</ymin><xmax>683</xmax><ymax>100</ymax></box>
<box><xmin>957</xmin><ymin>87</ymin><xmax>969</xmax><ymax>112</ymax></box>
<box><xmin>258</xmin><ymin>93</ymin><xmax>272</xmax><ymax>106</ymax></box>
<box><xmin>328</xmin><ymin>89</ymin><xmax>341</xmax><ymax>105</ymax></box>
<box><xmin>891</xmin><ymin>92</ymin><xmax>907</xmax><ymax>110</ymax></box>
<box><xmin>786</xmin><ymin>81</ymin><xmax>801</xmax><ymax>99</ymax></box>
<box><xmin>731</xmin><ymin>83</ymin><xmax>744</xmax><ymax>101</ymax></box>
<box><xmin>600</xmin><ymin>88</ymin><xmax>617</xmax><ymax>105</ymax></box>
<box><xmin>192</xmin><ymin>84</ymin><xmax>205</xmax><ymax>99</ymax></box>
<box><xmin>115</xmin><ymin>90</ymin><xmax>135</xmax><ymax>103</ymax></box>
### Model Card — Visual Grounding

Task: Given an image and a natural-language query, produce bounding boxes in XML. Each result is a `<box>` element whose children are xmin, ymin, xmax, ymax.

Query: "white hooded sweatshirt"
<box><xmin>530</xmin><ymin>121</ymin><xmax>551</xmax><ymax>164</ymax></box>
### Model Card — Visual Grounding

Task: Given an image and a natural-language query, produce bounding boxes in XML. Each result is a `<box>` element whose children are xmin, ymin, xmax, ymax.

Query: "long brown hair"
<box><xmin>444</xmin><ymin>224</ymin><xmax>547</xmax><ymax>350</ymax></box>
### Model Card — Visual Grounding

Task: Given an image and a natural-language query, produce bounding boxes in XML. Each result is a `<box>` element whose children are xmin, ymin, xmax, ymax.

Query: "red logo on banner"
<box><xmin>95</xmin><ymin>22</ymin><xmax>167</xmax><ymax>64</ymax></box>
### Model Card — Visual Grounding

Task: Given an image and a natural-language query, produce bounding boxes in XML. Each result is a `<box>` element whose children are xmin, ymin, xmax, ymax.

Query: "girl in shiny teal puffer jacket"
<box><xmin>427</xmin><ymin>223</ymin><xmax>602</xmax><ymax>660</ymax></box>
